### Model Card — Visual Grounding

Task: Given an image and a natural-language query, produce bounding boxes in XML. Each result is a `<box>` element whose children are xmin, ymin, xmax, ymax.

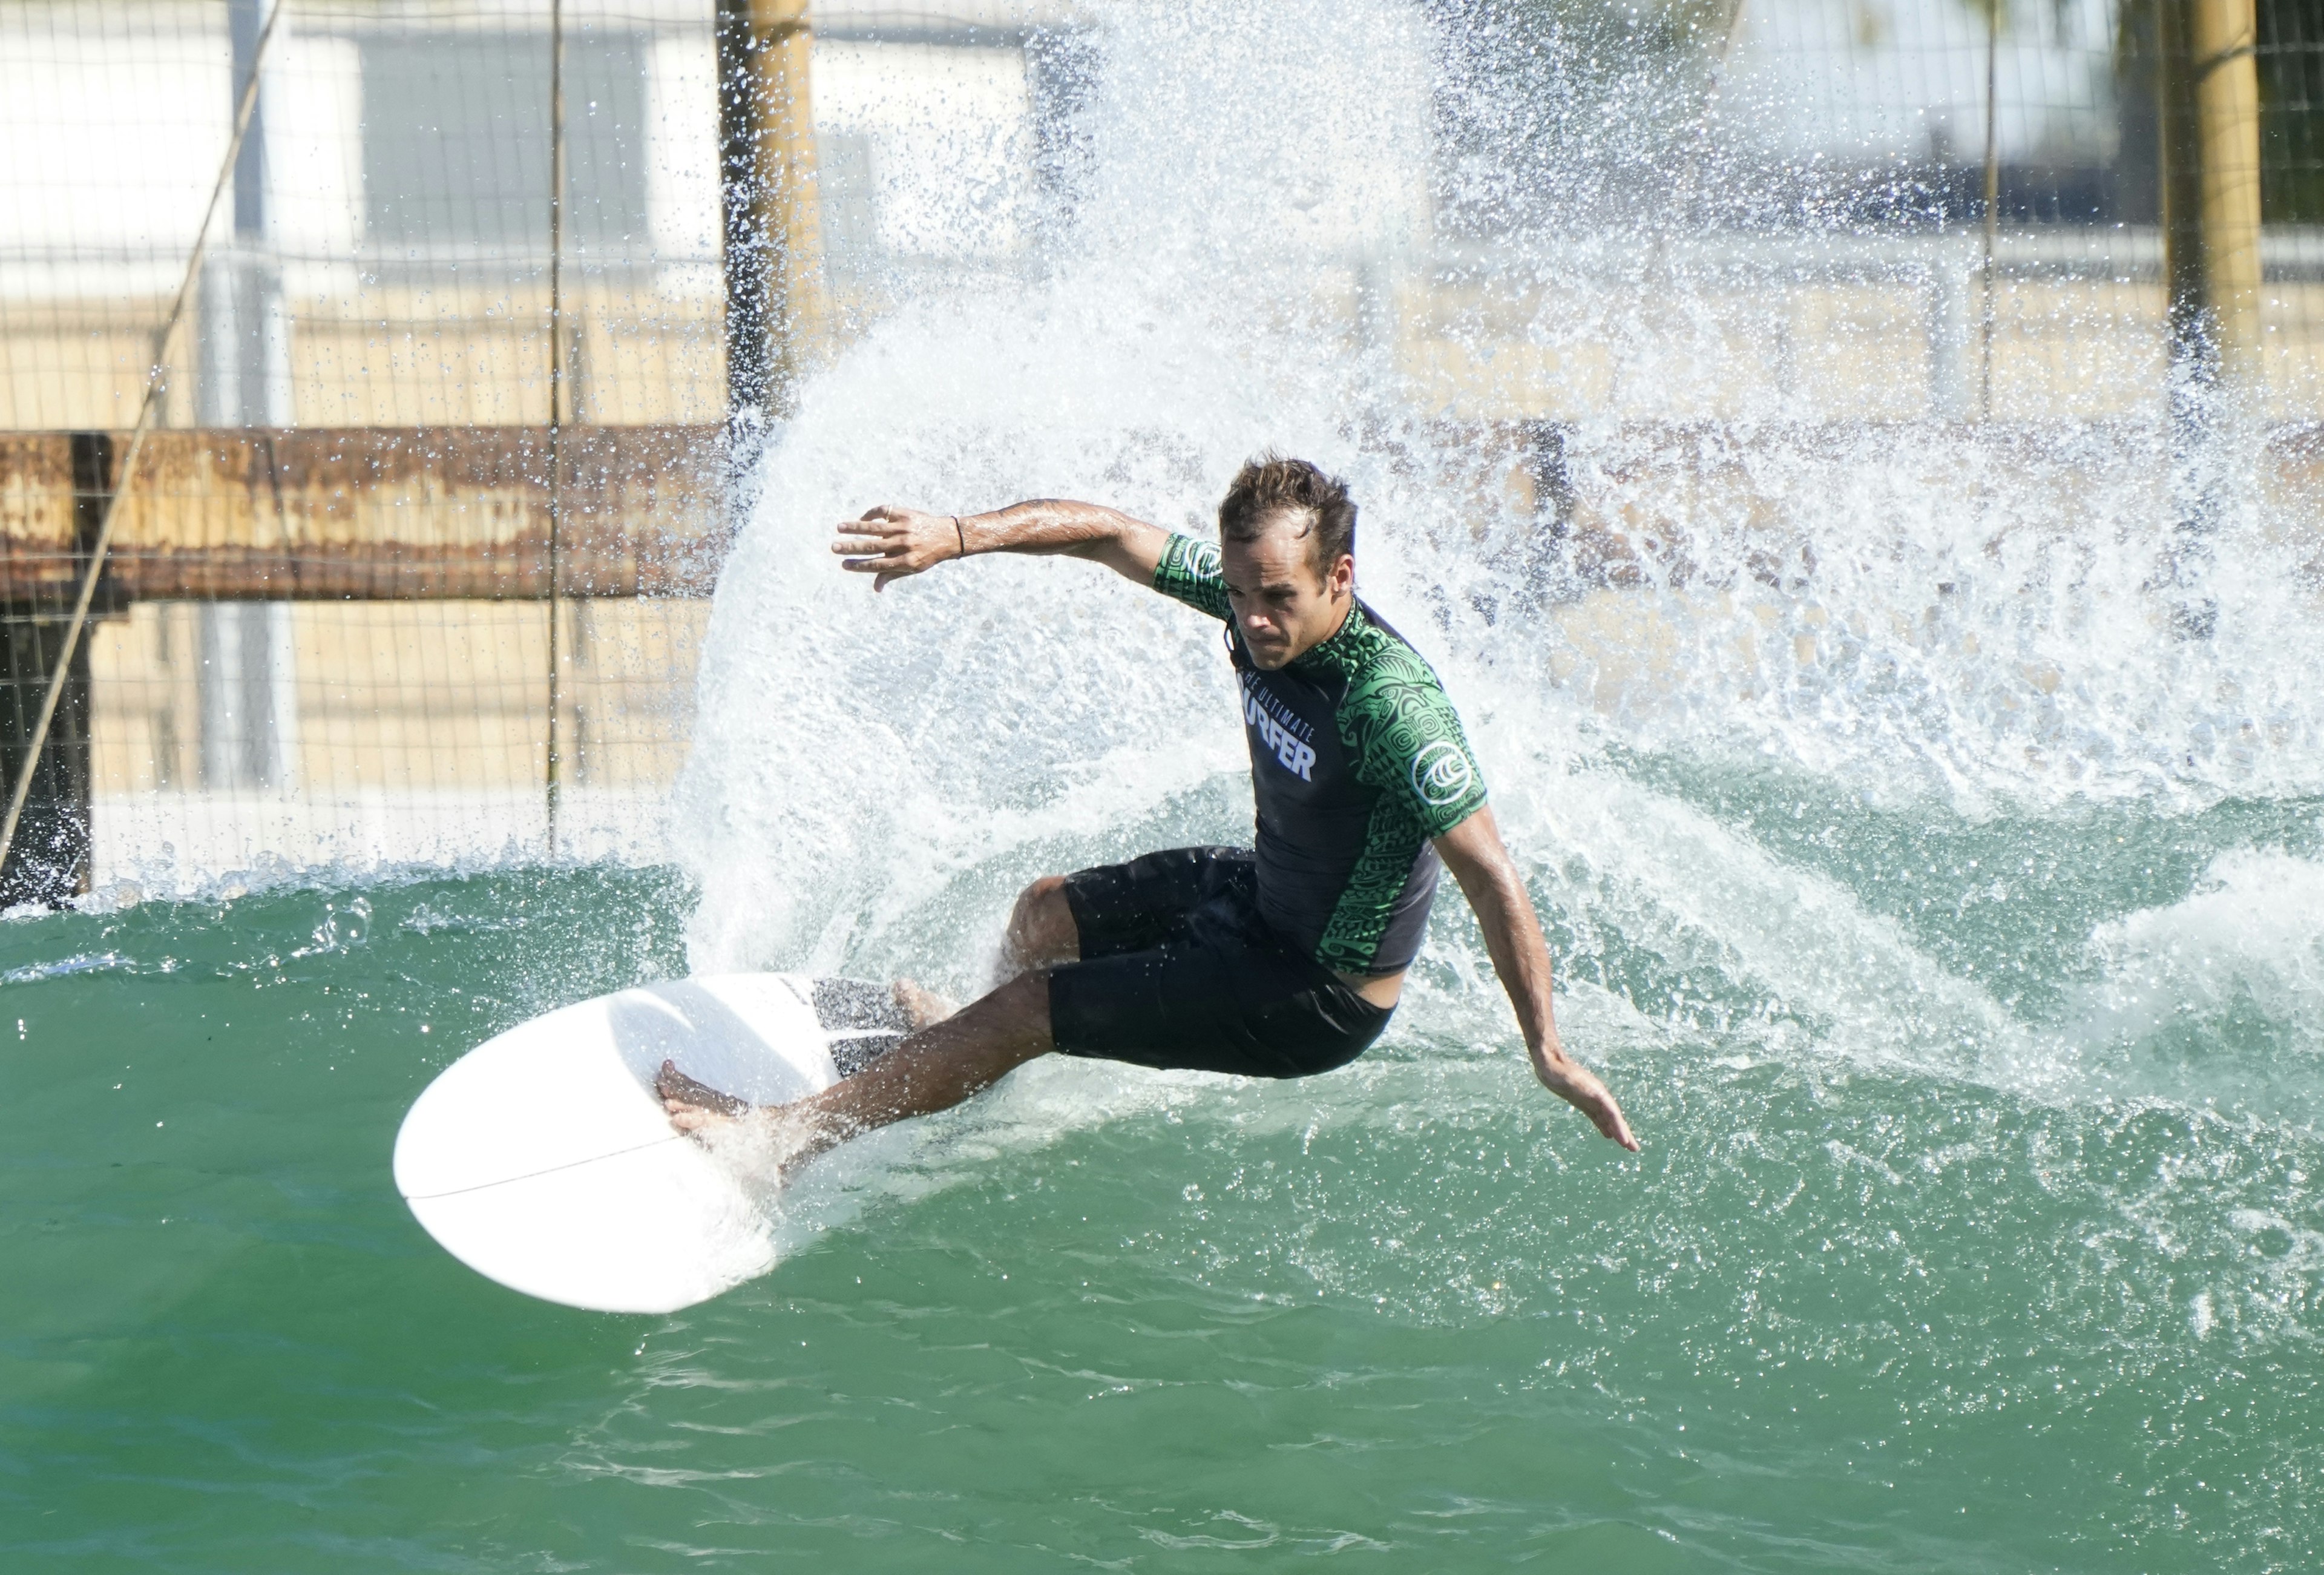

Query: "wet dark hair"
<box><xmin>1216</xmin><ymin>453</ymin><xmax>1356</xmax><ymax>574</ymax></box>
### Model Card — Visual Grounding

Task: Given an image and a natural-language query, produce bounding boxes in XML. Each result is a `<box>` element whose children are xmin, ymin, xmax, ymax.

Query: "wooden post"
<box><xmin>2155</xmin><ymin>0</ymin><xmax>2260</xmax><ymax>638</ymax></box>
<box><xmin>2193</xmin><ymin>0</ymin><xmax>2262</xmax><ymax>381</ymax></box>
<box><xmin>716</xmin><ymin>0</ymin><xmax>827</xmax><ymax>426</ymax></box>
<box><xmin>0</xmin><ymin>620</ymin><xmax>93</xmax><ymax>907</ymax></box>
<box><xmin>2158</xmin><ymin>0</ymin><xmax>2262</xmax><ymax>389</ymax></box>
<box><xmin>0</xmin><ymin>435</ymin><xmax>110</xmax><ymax>906</ymax></box>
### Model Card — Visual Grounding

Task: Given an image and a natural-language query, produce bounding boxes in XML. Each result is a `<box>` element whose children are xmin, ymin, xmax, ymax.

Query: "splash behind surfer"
<box><xmin>661</xmin><ymin>455</ymin><xmax>1636</xmax><ymax>1166</ymax></box>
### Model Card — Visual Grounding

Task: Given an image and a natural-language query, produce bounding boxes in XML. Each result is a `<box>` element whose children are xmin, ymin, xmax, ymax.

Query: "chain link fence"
<box><xmin>1</xmin><ymin>0</ymin><xmax>2317</xmax><ymax>899</ymax></box>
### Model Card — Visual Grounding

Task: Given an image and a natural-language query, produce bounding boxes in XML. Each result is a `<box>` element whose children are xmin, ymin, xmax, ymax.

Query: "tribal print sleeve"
<box><xmin>1151</xmin><ymin>533</ymin><xmax>1232</xmax><ymax>620</ymax></box>
<box><xmin>1341</xmin><ymin>646</ymin><xmax>1489</xmax><ymax>840</ymax></box>
<box><xmin>1313</xmin><ymin>640</ymin><xmax>1491</xmax><ymax>973</ymax></box>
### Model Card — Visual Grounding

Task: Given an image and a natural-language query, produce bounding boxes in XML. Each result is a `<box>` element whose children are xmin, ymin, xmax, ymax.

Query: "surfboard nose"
<box><xmin>391</xmin><ymin>973</ymin><xmax>848</xmax><ymax>1312</ymax></box>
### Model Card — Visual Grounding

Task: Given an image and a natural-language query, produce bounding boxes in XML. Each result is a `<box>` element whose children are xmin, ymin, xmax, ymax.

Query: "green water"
<box><xmin>6</xmin><ymin>776</ymin><xmax>2321</xmax><ymax>1571</ymax></box>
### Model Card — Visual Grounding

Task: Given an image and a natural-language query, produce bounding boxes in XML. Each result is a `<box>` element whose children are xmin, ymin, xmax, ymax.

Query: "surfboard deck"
<box><xmin>392</xmin><ymin>973</ymin><xmax>911</xmax><ymax>1314</ymax></box>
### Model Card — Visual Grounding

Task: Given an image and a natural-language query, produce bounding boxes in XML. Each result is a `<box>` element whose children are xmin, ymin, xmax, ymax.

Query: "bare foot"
<box><xmin>658</xmin><ymin>1059</ymin><xmax>748</xmax><ymax>1134</ymax></box>
<box><xmin>657</xmin><ymin>1061</ymin><xmax>830</xmax><ymax>1191</ymax></box>
<box><xmin>892</xmin><ymin>978</ymin><xmax>956</xmax><ymax>1031</ymax></box>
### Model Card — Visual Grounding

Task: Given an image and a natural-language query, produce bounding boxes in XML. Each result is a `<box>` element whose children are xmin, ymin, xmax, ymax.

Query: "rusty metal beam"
<box><xmin>6</xmin><ymin>419</ymin><xmax>2314</xmax><ymax>610</ymax></box>
<box><xmin>0</xmin><ymin>426</ymin><xmax>727</xmax><ymax>602</ymax></box>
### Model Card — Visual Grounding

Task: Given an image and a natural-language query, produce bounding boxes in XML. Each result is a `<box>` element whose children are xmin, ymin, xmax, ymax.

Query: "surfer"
<box><xmin>659</xmin><ymin>455</ymin><xmax>1638</xmax><ymax>1166</ymax></box>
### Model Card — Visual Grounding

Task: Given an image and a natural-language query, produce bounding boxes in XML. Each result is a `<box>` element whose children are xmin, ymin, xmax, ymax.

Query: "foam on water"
<box><xmin>2090</xmin><ymin>850</ymin><xmax>2324</xmax><ymax>1043</ymax></box>
<box><xmin>2064</xmin><ymin>849</ymin><xmax>2324</xmax><ymax>1119</ymax></box>
<box><xmin>1530</xmin><ymin>421</ymin><xmax>2324</xmax><ymax>812</ymax></box>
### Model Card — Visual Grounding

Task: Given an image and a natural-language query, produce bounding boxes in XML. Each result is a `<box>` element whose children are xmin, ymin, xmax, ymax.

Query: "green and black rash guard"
<box><xmin>1152</xmin><ymin>532</ymin><xmax>1489</xmax><ymax>976</ymax></box>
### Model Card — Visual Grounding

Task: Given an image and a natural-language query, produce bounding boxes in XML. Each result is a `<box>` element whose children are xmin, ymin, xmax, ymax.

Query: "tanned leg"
<box><xmin>1002</xmin><ymin>875</ymin><xmax>1078</xmax><ymax>975</ymax></box>
<box><xmin>659</xmin><ymin>970</ymin><xmax>1055</xmax><ymax>1179</ymax></box>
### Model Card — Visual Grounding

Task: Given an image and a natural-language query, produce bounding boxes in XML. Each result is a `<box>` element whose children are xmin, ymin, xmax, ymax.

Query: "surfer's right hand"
<box><xmin>833</xmin><ymin>504</ymin><xmax>963</xmax><ymax>590</ymax></box>
<box><xmin>1528</xmin><ymin>1045</ymin><xmax>1640</xmax><ymax>1152</ymax></box>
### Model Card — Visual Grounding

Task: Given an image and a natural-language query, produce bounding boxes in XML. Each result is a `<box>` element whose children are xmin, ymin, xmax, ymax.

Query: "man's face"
<box><xmin>1220</xmin><ymin>514</ymin><xmax>1354</xmax><ymax>671</ymax></box>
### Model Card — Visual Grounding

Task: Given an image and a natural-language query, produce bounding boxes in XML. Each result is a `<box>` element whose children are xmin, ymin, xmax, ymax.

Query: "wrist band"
<box><xmin>953</xmin><ymin>516</ymin><xmax>967</xmax><ymax>561</ymax></box>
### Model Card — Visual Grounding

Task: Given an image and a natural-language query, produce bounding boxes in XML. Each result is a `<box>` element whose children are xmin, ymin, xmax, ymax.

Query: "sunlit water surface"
<box><xmin>6</xmin><ymin>776</ymin><xmax>2322</xmax><ymax>1570</ymax></box>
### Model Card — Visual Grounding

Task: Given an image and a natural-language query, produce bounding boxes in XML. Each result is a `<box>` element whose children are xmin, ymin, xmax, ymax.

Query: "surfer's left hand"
<box><xmin>1529</xmin><ymin>1044</ymin><xmax>1640</xmax><ymax>1152</ymax></box>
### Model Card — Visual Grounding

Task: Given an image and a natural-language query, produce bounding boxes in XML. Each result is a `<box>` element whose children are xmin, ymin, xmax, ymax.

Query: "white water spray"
<box><xmin>675</xmin><ymin>0</ymin><xmax>2324</xmax><ymax>1122</ymax></box>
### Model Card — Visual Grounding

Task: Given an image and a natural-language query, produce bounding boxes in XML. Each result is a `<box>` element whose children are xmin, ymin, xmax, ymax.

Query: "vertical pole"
<box><xmin>716</xmin><ymin>0</ymin><xmax>826</xmax><ymax>429</ymax></box>
<box><xmin>202</xmin><ymin>0</ymin><xmax>275</xmax><ymax>430</ymax></box>
<box><xmin>2193</xmin><ymin>0</ymin><xmax>2262</xmax><ymax>381</ymax></box>
<box><xmin>229</xmin><ymin>0</ymin><xmax>278</xmax><ymax>419</ymax></box>
<box><xmin>2159</xmin><ymin>0</ymin><xmax>2207</xmax><ymax>384</ymax></box>
<box><xmin>202</xmin><ymin>0</ymin><xmax>296</xmax><ymax>792</ymax></box>
<box><xmin>0</xmin><ymin>617</ymin><xmax>94</xmax><ymax>908</ymax></box>
<box><xmin>1979</xmin><ymin>1</ymin><xmax>2000</xmax><ymax>419</ymax></box>
<box><xmin>2158</xmin><ymin>0</ymin><xmax>2259</xmax><ymax>390</ymax></box>
<box><xmin>2155</xmin><ymin>0</ymin><xmax>2261</xmax><ymax>638</ymax></box>
<box><xmin>546</xmin><ymin>0</ymin><xmax>566</xmax><ymax>858</ymax></box>
<box><xmin>0</xmin><ymin>438</ymin><xmax>109</xmax><ymax>906</ymax></box>
<box><xmin>1669</xmin><ymin>0</ymin><xmax>1750</xmax><ymax>225</ymax></box>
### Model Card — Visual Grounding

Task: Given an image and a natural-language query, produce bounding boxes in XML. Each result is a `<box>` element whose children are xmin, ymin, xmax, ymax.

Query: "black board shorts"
<box><xmin>1047</xmin><ymin>846</ymin><xmax>1393</xmax><ymax>1079</ymax></box>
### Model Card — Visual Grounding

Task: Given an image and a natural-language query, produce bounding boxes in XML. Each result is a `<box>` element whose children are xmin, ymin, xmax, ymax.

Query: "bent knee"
<box><xmin>1009</xmin><ymin>874</ymin><xmax>1072</xmax><ymax>932</ymax></box>
<box><xmin>1005</xmin><ymin>875</ymin><xmax>1078</xmax><ymax>967</ymax></box>
<box><xmin>1014</xmin><ymin>874</ymin><xmax>1068</xmax><ymax>910</ymax></box>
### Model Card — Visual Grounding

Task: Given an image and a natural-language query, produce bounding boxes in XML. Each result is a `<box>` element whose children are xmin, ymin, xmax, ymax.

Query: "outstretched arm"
<box><xmin>1434</xmin><ymin>806</ymin><xmax>1640</xmax><ymax>1151</ymax></box>
<box><xmin>833</xmin><ymin>501</ymin><xmax>1170</xmax><ymax>591</ymax></box>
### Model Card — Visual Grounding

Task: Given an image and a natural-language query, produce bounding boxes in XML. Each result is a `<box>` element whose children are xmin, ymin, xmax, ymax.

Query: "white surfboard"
<box><xmin>392</xmin><ymin>973</ymin><xmax>911</xmax><ymax>1314</ymax></box>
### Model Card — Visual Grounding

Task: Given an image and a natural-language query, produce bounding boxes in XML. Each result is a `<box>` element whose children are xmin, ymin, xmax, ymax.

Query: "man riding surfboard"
<box><xmin>658</xmin><ymin>455</ymin><xmax>1638</xmax><ymax>1164</ymax></box>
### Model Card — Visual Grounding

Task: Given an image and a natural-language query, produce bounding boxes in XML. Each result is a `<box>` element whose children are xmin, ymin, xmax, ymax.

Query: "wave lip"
<box><xmin>2064</xmin><ymin>848</ymin><xmax>2324</xmax><ymax>1123</ymax></box>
